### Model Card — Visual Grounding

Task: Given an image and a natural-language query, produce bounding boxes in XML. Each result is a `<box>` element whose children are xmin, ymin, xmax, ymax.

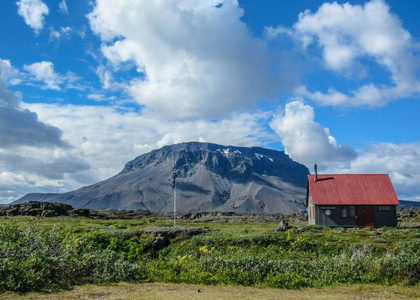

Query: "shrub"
<box><xmin>0</xmin><ymin>219</ymin><xmax>145</xmax><ymax>292</ymax></box>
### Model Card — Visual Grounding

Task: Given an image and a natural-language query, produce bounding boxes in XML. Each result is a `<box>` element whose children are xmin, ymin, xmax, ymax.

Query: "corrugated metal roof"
<box><xmin>307</xmin><ymin>174</ymin><xmax>400</xmax><ymax>206</ymax></box>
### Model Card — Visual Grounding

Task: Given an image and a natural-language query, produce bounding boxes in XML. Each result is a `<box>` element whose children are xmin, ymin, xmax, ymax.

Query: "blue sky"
<box><xmin>1</xmin><ymin>0</ymin><xmax>420</xmax><ymax>203</ymax></box>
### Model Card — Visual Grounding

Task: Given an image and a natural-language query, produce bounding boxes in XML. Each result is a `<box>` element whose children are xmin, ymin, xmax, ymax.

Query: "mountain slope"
<box><xmin>14</xmin><ymin>142</ymin><xmax>309</xmax><ymax>213</ymax></box>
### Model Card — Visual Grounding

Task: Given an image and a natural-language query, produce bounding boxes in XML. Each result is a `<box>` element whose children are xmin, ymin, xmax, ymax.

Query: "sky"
<box><xmin>1</xmin><ymin>0</ymin><xmax>420</xmax><ymax>204</ymax></box>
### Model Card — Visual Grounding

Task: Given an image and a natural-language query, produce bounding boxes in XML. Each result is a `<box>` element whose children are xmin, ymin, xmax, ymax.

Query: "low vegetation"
<box><xmin>0</xmin><ymin>214</ymin><xmax>419</xmax><ymax>293</ymax></box>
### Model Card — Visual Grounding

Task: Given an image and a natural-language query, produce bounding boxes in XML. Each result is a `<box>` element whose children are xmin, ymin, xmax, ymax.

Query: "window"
<box><xmin>349</xmin><ymin>206</ymin><xmax>355</xmax><ymax>217</ymax></box>
<box><xmin>341</xmin><ymin>206</ymin><xmax>355</xmax><ymax>218</ymax></box>
<box><xmin>378</xmin><ymin>206</ymin><xmax>390</xmax><ymax>212</ymax></box>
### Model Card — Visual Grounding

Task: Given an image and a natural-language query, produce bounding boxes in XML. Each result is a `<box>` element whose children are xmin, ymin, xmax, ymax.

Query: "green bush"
<box><xmin>80</xmin><ymin>230</ymin><xmax>153</xmax><ymax>261</ymax></box>
<box><xmin>0</xmin><ymin>219</ymin><xmax>144</xmax><ymax>292</ymax></box>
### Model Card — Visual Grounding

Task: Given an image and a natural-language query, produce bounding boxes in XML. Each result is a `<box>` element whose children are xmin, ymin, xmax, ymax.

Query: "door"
<box><xmin>356</xmin><ymin>206</ymin><xmax>374</xmax><ymax>227</ymax></box>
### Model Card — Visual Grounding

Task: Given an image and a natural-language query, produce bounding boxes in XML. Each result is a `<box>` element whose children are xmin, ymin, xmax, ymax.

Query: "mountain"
<box><xmin>398</xmin><ymin>200</ymin><xmax>420</xmax><ymax>209</ymax></box>
<box><xmin>13</xmin><ymin>142</ymin><xmax>309</xmax><ymax>213</ymax></box>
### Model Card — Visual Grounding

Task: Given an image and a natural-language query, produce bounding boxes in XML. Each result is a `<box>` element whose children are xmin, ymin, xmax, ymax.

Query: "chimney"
<box><xmin>314</xmin><ymin>164</ymin><xmax>318</xmax><ymax>182</ymax></box>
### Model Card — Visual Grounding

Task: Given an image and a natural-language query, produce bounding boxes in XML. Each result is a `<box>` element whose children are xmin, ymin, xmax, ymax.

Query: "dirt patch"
<box><xmin>2</xmin><ymin>282</ymin><xmax>420</xmax><ymax>300</ymax></box>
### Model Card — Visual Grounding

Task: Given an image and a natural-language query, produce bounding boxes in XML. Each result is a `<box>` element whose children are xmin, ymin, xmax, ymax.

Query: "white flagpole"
<box><xmin>174</xmin><ymin>182</ymin><xmax>176</xmax><ymax>227</ymax></box>
<box><xmin>172</xmin><ymin>151</ymin><xmax>176</xmax><ymax>227</ymax></box>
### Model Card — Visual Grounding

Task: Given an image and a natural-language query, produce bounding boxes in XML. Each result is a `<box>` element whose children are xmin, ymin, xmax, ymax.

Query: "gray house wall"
<box><xmin>310</xmin><ymin>205</ymin><xmax>397</xmax><ymax>228</ymax></box>
<box><xmin>374</xmin><ymin>206</ymin><xmax>398</xmax><ymax>228</ymax></box>
<box><xmin>307</xmin><ymin>195</ymin><xmax>315</xmax><ymax>225</ymax></box>
<box><xmin>314</xmin><ymin>205</ymin><xmax>357</xmax><ymax>227</ymax></box>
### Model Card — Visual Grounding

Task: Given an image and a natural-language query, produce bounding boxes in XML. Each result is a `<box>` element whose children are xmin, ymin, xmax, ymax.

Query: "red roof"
<box><xmin>306</xmin><ymin>174</ymin><xmax>399</xmax><ymax>206</ymax></box>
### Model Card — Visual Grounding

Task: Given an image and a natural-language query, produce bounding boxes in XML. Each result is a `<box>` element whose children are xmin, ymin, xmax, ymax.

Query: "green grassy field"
<box><xmin>0</xmin><ymin>214</ymin><xmax>419</xmax><ymax>296</ymax></box>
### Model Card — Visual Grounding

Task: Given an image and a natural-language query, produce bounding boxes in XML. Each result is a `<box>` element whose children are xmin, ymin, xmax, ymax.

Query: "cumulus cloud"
<box><xmin>0</xmin><ymin>148</ymin><xmax>90</xmax><ymax>181</ymax></box>
<box><xmin>87</xmin><ymin>0</ymin><xmax>293</xmax><ymax>120</ymax></box>
<box><xmin>23</xmin><ymin>61</ymin><xmax>63</xmax><ymax>90</ymax></box>
<box><xmin>0</xmin><ymin>59</ymin><xmax>21</xmax><ymax>85</ymax></box>
<box><xmin>270</xmin><ymin>101</ymin><xmax>357</xmax><ymax>166</ymax></box>
<box><xmin>0</xmin><ymin>63</ymin><xmax>68</xmax><ymax>149</ymax></box>
<box><xmin>0</xmin><ymin>147</ymin><xmax>92</xmax><ymax>204</ymax></box>
<box><xmin>293</xmin><ymin>0</ymin><xmax>411</xmax><ymax>73</ymax></box>
<box><xmin>16</xmin><ymin>0</ymin><xmax>49</xmax><ymax>34</ymax></box>
<box><xmin>269</xmin><ymin>0</ymin><xmax>420</xmax><ymax>107</ymax></box>
<box><xmin>269</xmin><ymin>100</ymin><xmax>420</xmax><ymax>199</ymax></box>
<box><xmin>329</xmin><ymin>143</ymin><xmax>420</xmax><ymax>201</ymax></box>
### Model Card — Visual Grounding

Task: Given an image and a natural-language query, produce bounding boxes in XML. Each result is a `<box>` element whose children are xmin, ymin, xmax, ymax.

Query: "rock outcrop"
<box><xmin>0</xmin><ymin>201</ymin><xmax>73</xmax><ymax>217</ymax></box>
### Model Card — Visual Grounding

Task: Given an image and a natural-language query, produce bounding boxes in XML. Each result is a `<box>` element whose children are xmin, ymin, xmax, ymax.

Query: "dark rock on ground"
<box><xmin>0</xmin><ymin>201</ymin><xmax>308</xmax><ymax>223</ymax></box>
<box><xmin>0</xmin><ymin>201</ymin><xmax>73</xmax><ymax>217</ymax></box>
<box><xmin>142</xmin><ymin>226</ymin><xmax>211</xmax><ymax>250</ymax></box>
<box><xmin>398</xmin><ymin>207</ymin><xmax>420</xmax><ymax>219</ymax></box>
<box><xmin>276</xmin><ymin>220</ymin><xmax>290</xmax><ymax>231</ymax></box>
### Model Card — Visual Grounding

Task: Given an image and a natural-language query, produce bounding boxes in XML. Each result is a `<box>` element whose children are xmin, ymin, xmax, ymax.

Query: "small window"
<box><xmin>378</xmin><ymin>206</ymin><xmax>390</xmax><ymax>212</ymax></box>
<box><xmin>341</xmin><ymin>208</ymin><xmax>347</xmax><ymax>218</ymax></box>
<box><xmin>349</xmin><ymin>206</ymin><xmax>355</xmax><ymax>217</ymax></box>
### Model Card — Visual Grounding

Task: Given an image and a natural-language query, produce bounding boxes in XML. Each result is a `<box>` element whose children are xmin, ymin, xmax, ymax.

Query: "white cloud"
<box><xmin>270</xmin><ymin>101</ymin><xmax>356</xmax><ymax>166</ymax></box>
<box><xmin>23</xmin><ymin>61</ymin><xmax>82</xmax><ymax>91</ymax></box>
<box><xmin>58</xmin><ymin>0</ymin><xmax>68</xmax><ymax>15</ymax></box>
<box><xmin>268</xmin><ymin>0</ymin><xmax>420</xmax><ymax>107</ymax></box>
<box><xmin>0</xmin><ymin>147</ymin><xmax>93</xmax><ymax>204</ymax></box>
<box><xmin>16</xmin><ymin>0</ymin><xmax>49</xmax><ymax>34</ymax></box>
<box><xmin>0</xmin><ymin>59</ymin><xmax>21</xmax><ymax>85</ymax></box>
<box><xmin>87</xmin><ymin>93</ymin><xmax>106</xmax><ymax>102</ymax></box>
<box><xmin>87</xmin><ymin>0</ymin><xmax>292</xmax><ymax>120</ymax></box>
<box><xmin>294</xmin><ymin>84</ymin><xmax>406</xmax><ymax>107</ymax></box>
<box><xmin>96</xmin><ymin>65</ymin><xmax>118</xmax><ymax>90</ymax></box>
<box><xmin>24</xmin><ymin>61</ymin><xmax>62</xmax><ymax>90</ymax></box>
<box><xmin>294</xmin><ymin>0</ymin><xmax>412</xmax><ymax>73</ymax></box>
<box><xmin>49</xmin><ymin>26</ymin><xmax>72</xmax><ymax>41</ymax></box>
<box><xmin>0</xmin><ymin>148</ymin><xmax>90</xmax><ymax>181</ymax></box>
<box><xmin>330</xmin><ymin>143</ymin><xmax>420</xmax><ymax>201</ymax></box>
<box><xmin>269</xmin><ymin>100</ymin><xmax>420</xmax><ymax>200</ymax></box>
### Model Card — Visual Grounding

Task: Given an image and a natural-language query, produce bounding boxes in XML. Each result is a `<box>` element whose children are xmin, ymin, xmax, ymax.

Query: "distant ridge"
<box><xmin>398</xmin><ymin>200</ymin><xmax>420</xmax><ymax>209</ymax></box>
<box><xmin>14</xmin><ymin>142</ymin><xmax>309</xmax><ymax>213</ymax></box>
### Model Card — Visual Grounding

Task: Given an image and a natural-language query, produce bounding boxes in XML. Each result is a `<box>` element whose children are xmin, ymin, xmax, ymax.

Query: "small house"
<box><xmin>306</xmin><ymin>167</ymin><xmax>399</xmax><ymax>228</ymax></box>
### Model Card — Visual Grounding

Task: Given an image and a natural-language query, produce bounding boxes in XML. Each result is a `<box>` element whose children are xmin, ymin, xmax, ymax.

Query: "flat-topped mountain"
<box><xmin>13</xmin><ymin>142</ymin><xmax>309</xmax><ymax>213</ymax></box>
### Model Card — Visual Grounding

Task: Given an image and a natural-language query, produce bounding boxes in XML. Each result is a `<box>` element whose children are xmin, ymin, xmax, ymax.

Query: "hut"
<box><xmin>306</xmin><ymin>166</ymin><xmax>399</xmax><ymax>228</ymax></box>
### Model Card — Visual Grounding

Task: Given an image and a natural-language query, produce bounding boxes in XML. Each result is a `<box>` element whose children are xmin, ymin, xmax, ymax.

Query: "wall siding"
<box><xmin>313</xmin><ymin>205</ymin><xmax>398</xmax><ymax>228</ymax></box>
<box><xmin>315</xmin><ymin>205</ymin><xmax>357</xmax><ymax>227</ymax></box>
<box><xmin>307</xmin><ymin>195</ymin><xmax>315</xmax><ymax>225</ymax></box>
<box><xmin>374</xmin><ymin>205</ymin><xmax>398</xmax><ymax>227</ymax></box>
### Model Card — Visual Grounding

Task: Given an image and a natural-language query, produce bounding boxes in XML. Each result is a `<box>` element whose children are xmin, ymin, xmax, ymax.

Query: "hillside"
<box><xmin>13</xmin><ymin>142</ymin><xmax>309</xmax><ymax>213</ymax></box>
